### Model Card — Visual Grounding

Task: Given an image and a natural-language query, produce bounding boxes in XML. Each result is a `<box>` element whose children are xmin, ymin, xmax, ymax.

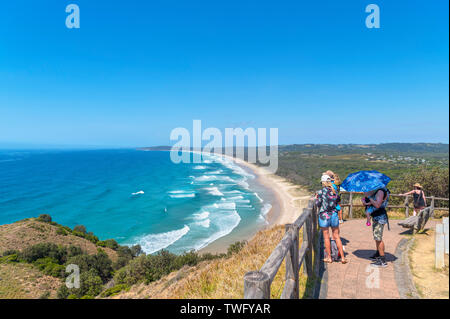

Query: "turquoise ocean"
<box><xmin>0</xmin><ymin>149</ymin><xmax>273</xmax><ymax>254</ymax></box>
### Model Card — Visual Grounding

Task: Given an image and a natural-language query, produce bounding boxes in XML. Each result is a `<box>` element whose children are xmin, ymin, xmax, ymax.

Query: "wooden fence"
<box><xmin>340</xmin><ymin>191</ymin><xmax>449</xmax><ymax>219</ymax></box>
<box><xmin>243</xmin><ymin>199</ymin><xmax>319</xmax><ymax>299</ymax></box>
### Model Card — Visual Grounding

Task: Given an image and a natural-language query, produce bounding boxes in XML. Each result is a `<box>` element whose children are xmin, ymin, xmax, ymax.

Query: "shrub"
<box><xmin>19</xmin><ymin>243</ymin><xmax>67</xmax><ymax>264</ymax></box>
<box><xmin>112</xmin><ymin>244</ymin><xmax>144</xmax><ymax>270</ymax></box>
<box><xmin>57</xmin><ymin>285</ymin><xmax>70</xmax><ymax>299</ymax></box>
<box><xmin>73</xmin><ymin>225</ymin><xmax>87</xmax><ymax>234</ymax></box>
<box><xmin>100</xmin><ymin>284</ymin><xmax>129</xmax><ymax>297</ymax></box>
<box><xmin>2</xmin><ymin>249</ymin><xmax>19</xmax><ymax>257</ymax></box>
<box><xmin>85</xmin><ymin>232</ymin><xmax>99</xmax><ymax>244</ymax></box>
<box><xmin>37</xmin><ymin>214</ymin><xmax>52</xmax><ymax>223</ymax></box>
<box><xmin>79</xmin><ymin>269</ymin><xmax>103</xmax><ymax>297</ymax></box>
<box><xmin>67</xmin><ymin>245</ymin><xmax>83</xmax><ymax>257</ymax></box>
<box><xmin>56</xmin><ymin>227</ymin><xmax>68</xmax><ymax>236</ymax></box>
<box><xmin>130</xmin><ymin>244</ymin><xmax>143</xmax><ymax>257</ymax></box>
<box><xmin>0</xmin><ymin>253</ymin><xmax>20</xmax><ymax>263</ymax></box>
<box><xmin>66</xmin><ymin>250</ymin><xmax>113</xmax><ymax>283</ymax></box>
<box><xmin>39</xmin><ymin>291</ymin><xmax>51</xmax><ymax>299</ymax></box>
<box><xmin>227</xmin><ymin>241</ymin><xmax>247</xmax><ymax>256</ymax></box>
<box><xmin>97</xmin><ymin>239</ymin><xmax>119</xmax><ymax>250</ymax></box>
<box><xmin>173</xmin><ymin>251</ymin><xmax>200</xmax><ymax>269</ymax></box>
<box><xmin>34</xmin><ymin>257</ymin><xmax>65</xmax><ymax>278</ymax></box>
<box><xmin>114</xmin><ymin>249</ymin><xmax>223</xmax><ymax>286</ymax></box>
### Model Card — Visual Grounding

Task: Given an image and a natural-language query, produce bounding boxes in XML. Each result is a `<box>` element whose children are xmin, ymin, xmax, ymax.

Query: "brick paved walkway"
<box><xmin>322</xmin><ymin>220</ymin><xmax>409</xmax><ymax>299</ymax></box>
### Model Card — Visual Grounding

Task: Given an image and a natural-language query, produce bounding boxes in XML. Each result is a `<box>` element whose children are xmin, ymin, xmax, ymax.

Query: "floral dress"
<box><xmin>316</xmin><ymin>187</ymin><xmax>340</xmax><ymax>222</ymax></box>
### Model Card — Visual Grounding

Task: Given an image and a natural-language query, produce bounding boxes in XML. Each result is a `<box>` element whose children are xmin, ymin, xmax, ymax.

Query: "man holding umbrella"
<box><xmin>341</xmin><ymin>170</ymin><xmax>391</xmax><ymax>268</ymax></box>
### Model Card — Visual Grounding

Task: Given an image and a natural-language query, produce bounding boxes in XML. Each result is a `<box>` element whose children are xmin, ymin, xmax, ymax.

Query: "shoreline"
<box><xmin>198</xmin><ymin>152</ymin><xmax>312</xmax><ymax>254</ymax></box>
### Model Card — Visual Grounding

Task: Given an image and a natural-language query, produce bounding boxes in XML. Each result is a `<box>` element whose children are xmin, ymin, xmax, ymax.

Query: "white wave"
<box><xmin>136</xmin><ymin>225</ymin><xmax>190</xmax><ymax>254</ymax></box>
<box><xmin>195</xmin><ymin>219</ymin><xmax>210</xmax><ymax>228</ymax></box>
<box><xmin>254</xmin><ymin>192</ymin><xmax>264</xmax><ymax>203</ymax></box>
<box><xmin>236</xmin><ymin>199</ymin><xmax>250</xmax><ymax>204</ymax></box>
<box><xmin>227</xmin><ymin>195</ymin><xmax>244</xmax><ymax>200</ymax></box>
<box><xmin>193</xmin><ymin>211</ymin><xmax>210</xmax><ymax>220</ymax></box>
<box><xmin>193</xmin><ymin>175</ymin><xmax>218</xmax><ymax>182</ymax></box>
<box><xmin>223</xmin><ymin>190</ymin><xmax>242</xmax><ymax>194</ymax></box>
<box><xmin>131</xmin><ymin>190</ymin><xmax>144</xmax><ymax>196</ymax></box>
<box><xmin>236</xmin><ymin>179</ymin><xmax>249</xmax><ymax>189</ymax></box>
<box><xmin>261</xmin><ymin>203</ymin><xmax>272</xmax><ymax>216</ymax></box>
<box><xmin>168</xmin><ymin>190</ymin><xmax>189</xmax><ymax>194</ymax></box>
<box><xmin>193</xmin><ymin>165</ymin><xmax>207</xmax><ymax>170</ymax></box>
<box><xmin>168</xmin><ymin>190</ymin><xmax>196</xmax><ymax>198</ymax></box>
<box><xmin>194</xmin><ymin>210</ymin><xmax>241</xmax><ymax>250</ymax></box>
<box><xmin>204</xmin><ymin>187</ymin><xmax>224</xmax><ymax>196</ymax></box>
<box><xmin>169</xmin><ymin>193</ymin><xmax>196</xmax><ymax>198</ymax></box>
<box><xmin>205</xmin><ymin>170</ymin><xmax>223</xmax><ymax>175</ymax></box>
<box><xmin>216</xmin><ymin>202</ymin><xmax>236</xmax><ymax>210</ymax></box>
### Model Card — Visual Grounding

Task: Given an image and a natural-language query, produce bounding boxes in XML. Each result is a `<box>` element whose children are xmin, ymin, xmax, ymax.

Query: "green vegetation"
<box><xmin>97</xmin><ymin>239</ymin><xmax>119</xmax><ymax>250</ymax></box>
<box><xmin>1</xmin><ymin>214</ymin><xmax>247</xmax><ymax>299</ymax></box>
<box><xmin>37</xmin><ymin>214</ymin><xmax>52</xmax><ymax>223</ymax></box>
<box><xmin>271</xmin><ymin>144</ymin><xmax>448</xmax><ymax>199</ymax></box>
<box><xmin>114</xmin><ymin>249</ymin><xmax>223</xmax><ymax>286</ymax></box>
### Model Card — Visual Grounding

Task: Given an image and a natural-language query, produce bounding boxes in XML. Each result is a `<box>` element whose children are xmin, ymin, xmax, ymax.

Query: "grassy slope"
<box><xmin>0</xmin><ymin>262</ymin><xmax>61</xmax><ymax>299</ymax></box>
<box><xmin>110</xmin><ymin>225</ymin><xmax>310</xmax><ymax>299</ymax></box>
<box><xmin>0</xmin><ymin>219</ymin><xmax>118</xmax><ymax>299</ymax></box>
<box><xmin>0</xmin><ymin>219</ymin><xmax>117</xmax><ymax>261</ymax></box>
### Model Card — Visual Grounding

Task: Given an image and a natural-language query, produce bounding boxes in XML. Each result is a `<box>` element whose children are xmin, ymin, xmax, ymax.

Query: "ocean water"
<box><xmin>0</xmin><ymin>149</ymin><xmax>273</xmax><ymax>254</ymax></box>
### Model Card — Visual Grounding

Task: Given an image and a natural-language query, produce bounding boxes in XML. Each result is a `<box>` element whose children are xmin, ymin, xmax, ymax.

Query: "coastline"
<box><xmin>199</xmin><ymin>153</ymin><xmax>312</xmax><ymax>254</ymax></box>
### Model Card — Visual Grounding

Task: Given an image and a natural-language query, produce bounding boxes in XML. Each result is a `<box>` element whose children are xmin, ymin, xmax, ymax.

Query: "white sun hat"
<box><xmin>321</xmin><ymin>174</ymin><xmax>332</xmax><ymax>183</ymax></box>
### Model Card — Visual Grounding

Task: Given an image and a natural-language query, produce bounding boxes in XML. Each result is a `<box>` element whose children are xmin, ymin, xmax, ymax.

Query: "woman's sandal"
<box><xmin>323</xmin><ymin>258</ymin><xmax>333</xmax><ymax>263</ymax></box>
<box><xmin>341</xmin><ymin>258</ymin><xmax>348</xmax><ymax>264</ymax></box>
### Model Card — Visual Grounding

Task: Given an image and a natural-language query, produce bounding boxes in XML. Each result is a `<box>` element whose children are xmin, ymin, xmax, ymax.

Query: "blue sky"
<box><xmin>0</xmin><ymin>0</ymin><xmax>448</xmax><ymax>147</ymax></box>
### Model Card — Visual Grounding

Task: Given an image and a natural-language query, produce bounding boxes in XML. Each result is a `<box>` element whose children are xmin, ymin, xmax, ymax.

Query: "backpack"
<box><xmin>371</xmin><ymin>188</ymin><xmax>391</xmax><ymax>230</ymax></box>
<box><xmin>325</xmin><ymin>239</ymin><xmax>341</xmax><ymax>261</ymax></box>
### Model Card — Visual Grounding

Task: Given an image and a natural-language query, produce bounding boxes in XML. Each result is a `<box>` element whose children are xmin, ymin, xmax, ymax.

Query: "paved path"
<box><xmin>322</xmin><ymin>219</ymin><xmax>412</xmax><ymax>299</ymax></box>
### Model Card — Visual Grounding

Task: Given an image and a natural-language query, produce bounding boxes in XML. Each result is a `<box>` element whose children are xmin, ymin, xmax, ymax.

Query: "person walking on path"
<box><xmin>315</xmin><ymin>174</ymin><xmax>347</xmax><ymax>264</ymax></box>
<box><xmin>402</xmin><ymin>183</ymin><xmax>427</xmax><ymax>216</ymax></box>
<box><xmin>362</xmin><ymin>188</ymin><xmax>390</xmax><ymax>268</ymax></box>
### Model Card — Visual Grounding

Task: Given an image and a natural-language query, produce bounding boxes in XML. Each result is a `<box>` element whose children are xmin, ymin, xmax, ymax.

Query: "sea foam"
<box><xmin>136</xmin><ymin>225</ymin><xmax>190</xmax><ymax>254</ymax></box>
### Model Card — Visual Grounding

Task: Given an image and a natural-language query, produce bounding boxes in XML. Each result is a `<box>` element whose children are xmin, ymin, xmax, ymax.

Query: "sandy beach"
<box><xmin>230</xmin><ymin>156</ymin><xmax>312</xmax><ymax>226</ymax></box>
<box><xmin>199</xmin><ymin>153</ymin><xmax>312</xmax><ymax>254</ymax></box>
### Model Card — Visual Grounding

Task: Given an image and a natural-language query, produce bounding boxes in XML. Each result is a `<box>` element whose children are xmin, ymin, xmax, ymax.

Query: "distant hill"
<box><xmin>140</xmin><ymin>143</ymin><xmax>449</xmax><ymax>157</ymax></box>
<box><xmin>278</xmin><ymin>143</ymin><xmax>449</xmax><ymax>159</ymax></box>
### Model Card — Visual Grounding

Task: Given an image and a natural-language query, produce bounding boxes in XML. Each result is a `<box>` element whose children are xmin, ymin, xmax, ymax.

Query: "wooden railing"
<box><xmin>340</xmin><ymin>191</ymin><xmax>449</xmax><ymax>218</ymax></box>
<box><xmin>243</xmin><ymin>199</ymin><xmax>319</xmax><ymax>299</ymax></box>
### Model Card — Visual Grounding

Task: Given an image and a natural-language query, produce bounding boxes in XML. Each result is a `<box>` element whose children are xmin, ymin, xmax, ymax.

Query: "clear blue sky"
<box><xmin>0</xmin><ymin>0</ymin><xmax>448</xmax><ymax>147</ymax></box>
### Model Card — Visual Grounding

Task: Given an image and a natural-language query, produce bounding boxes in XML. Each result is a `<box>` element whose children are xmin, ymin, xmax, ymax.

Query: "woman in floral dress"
<box><xmin>316</xmin><ymin>174</ymin><xmax>347</xmax><ymax>263</ymax></box>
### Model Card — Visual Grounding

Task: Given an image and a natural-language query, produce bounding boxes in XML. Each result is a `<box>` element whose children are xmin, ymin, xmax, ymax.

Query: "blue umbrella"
<box><xmin>341</xmin><ymin>170</ymin><xmax>391</xmax><ymax>192</ymax></box>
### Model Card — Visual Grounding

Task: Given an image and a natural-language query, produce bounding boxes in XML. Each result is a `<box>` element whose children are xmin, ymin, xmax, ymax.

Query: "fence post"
<box><xmin>284</xmin><ymin>224</ymin><xmax>299</xmax><ymax>299</ymax></box>
<box><xmin>430</xmin><ymin>196</ymin><xmax>435</xmax><ymax>217</ymax></box>
<box><xmin>435</xmin><ymin>223</ymin><xmax>445</xmax><ymax>269</ymax></box>
<box><xmin>443</xmin><ymin>217</ymin><xmax>449</xmax><ymax>255</ymax></box>
<box><xmin>303</xmin><ymin>213</ymin><xmax>313</xmax><ymax>277</ymax></box>
<box><xmin>404</xmin><ymin>195</ymin><xmax>410</xmax><ymax>218</ymax></box>
<box><xmin>244</xmin><ymin>271</ymin><xmax>271</xmax><ymax>299</ymax></box>
<box><xmin>348</xmin><ymin>192</ymin><xmax>353</xmax><ymax>219</ymax></box>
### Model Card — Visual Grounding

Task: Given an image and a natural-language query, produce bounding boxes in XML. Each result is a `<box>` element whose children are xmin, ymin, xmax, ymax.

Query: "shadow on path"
<box><xmin>352</xmin><ymin>249</ymin><xmax>398</xmax><ymax>262</ymax></box>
